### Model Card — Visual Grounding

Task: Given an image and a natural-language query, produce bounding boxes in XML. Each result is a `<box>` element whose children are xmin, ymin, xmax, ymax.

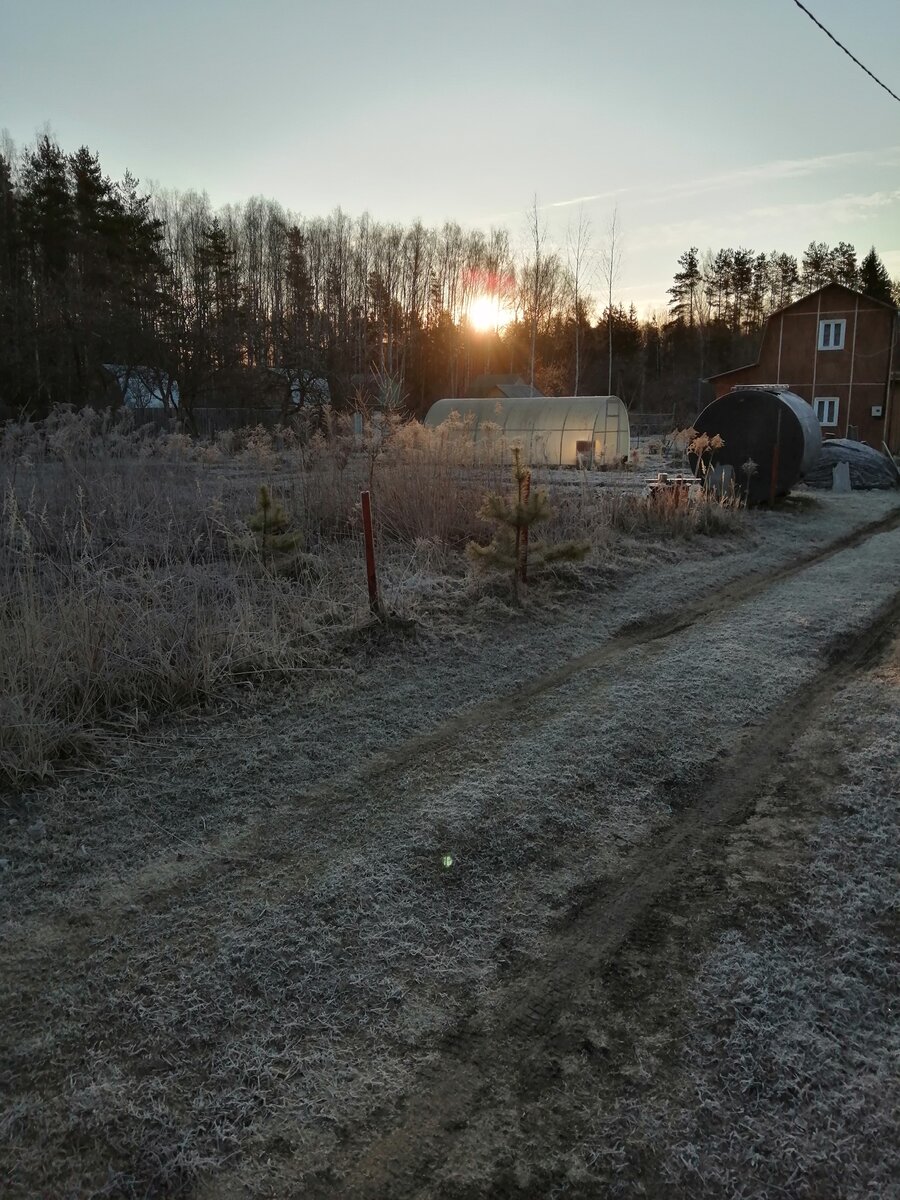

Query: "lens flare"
<box><xmin>466</xmin><ymin>294</ymin><xmax>512</xmax><ymax>333</ymax></box>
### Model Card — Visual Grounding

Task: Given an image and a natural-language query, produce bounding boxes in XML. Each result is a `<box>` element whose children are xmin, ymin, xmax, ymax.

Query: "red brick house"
<box><xmin>708</xmin><ymin>283</ymin><xmax>899</xmax><ymax>452</ymax></box>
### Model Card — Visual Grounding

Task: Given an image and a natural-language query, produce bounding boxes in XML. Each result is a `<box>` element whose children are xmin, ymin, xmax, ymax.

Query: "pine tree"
<box><xmin>115</xmin><ymin>171</ymin><xmax>170</xmax><ymax>340</ymax></box>
<box><xmin>858</xmin><ymin>247</ymin><xmax>893</xmax><ymax>304</ymax></box>
<box><xmin>730</xmin><ymin>248</ymin><xmax>755</xmax><ymax>332</ymax></box>
<box><xmin>68</xmin><ymin>147</ymin><xmax>120</xmax><ymax>398</ymax></box>
<box><xmin>20</xmin><ymin>135</ymin><xmax>74</xmax><ymax>281</ymax></box>
<box><xmin>705</xmin><ymin>249</ymin><xmax>734</xmax><ymax>323</ymax></box>
<box><xmin>831</xmin><ymin>241</ymin><xmax>858</xmax><ymax>289</ymax></box>
<box><xmin>19</xmin><ymin>136</ymin><xmax>76</xmax><ymax>406</ymax></box>
<box><xmin>667</xmin><ymin>247</ymin><xmax>702</xmax><ymax>327</ymax></box>
<box><xmin>747</xmin><ymin>252</ymin><xmax>769</xmax><ymax>329</ymax></box>
<box><xmin>0</xmin><ymin>152</ymin><xmax>27</xmax><ymax>413</ymax></box>
<box><xmin>769</xmin><ymin>251</ymin><xmax>799</xmax><ymax>309</ymax></box>
<box><xmin>801</xmin><ymin>241</ymin><xmax>833</xmax><ymax>291</ymax></box>
<box><xmin>0</xmin><ymin>153</ymin><xmax>22</xmax><ymax>290</ymax></box>
<box><xmin>198</xmin><ymin>217</ymin><xmax>242</xmax><ymax>369</ymax></box>
<box><xmin>248</xmin><ymin>485</ymin><xmax>303</xmax><ymax>565</ymax></box>
<box><xmin>467</xmin><ymin>449</ymin><xmax>589</xmax><ymax>598</ymax></box>
<box><xmin>70</xmin><ymin>147</ymin><xmax>114</xmax><ymax>242</ymax></box>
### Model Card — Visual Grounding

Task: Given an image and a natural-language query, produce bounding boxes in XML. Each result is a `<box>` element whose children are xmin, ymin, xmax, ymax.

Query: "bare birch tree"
<box><xmin>523</xmin><ymin>195</ymin><xmax>565</xmax><ymax>393</ymax></box>
<box><xmin>566</xmin><ymin>205</ymin><xmax>594</xmax><ymax>396</ymax></box>
<box><xmin>599</xmin><ymin>205</ymin><xmax>622</xmax><ymax>395</ymax></box>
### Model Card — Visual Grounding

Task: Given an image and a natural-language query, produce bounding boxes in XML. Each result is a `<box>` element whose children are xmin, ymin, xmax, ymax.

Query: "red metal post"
<box><xmin>769</xmin><ymin>407</ymin><xmax>783</xmax><ymax>506</ymax></box>
<box><xmin>360</xmin><ymin>489</ymin><xmax>380</xmax><ymax>614</ymax></box>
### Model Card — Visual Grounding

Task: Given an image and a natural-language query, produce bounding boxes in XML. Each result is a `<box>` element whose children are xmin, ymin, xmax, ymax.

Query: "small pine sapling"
<box><xmin>248</xmin><ymin>484</ymin><xmax>303</xmax><ymax>567</ymax></box>
<box><xmin>467</xmin><ymin>448</ymin><xmax>589</xmax><ymax>598</ymax></box>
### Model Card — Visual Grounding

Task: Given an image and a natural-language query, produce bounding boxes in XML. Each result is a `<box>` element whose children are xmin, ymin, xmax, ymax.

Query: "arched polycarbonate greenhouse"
<box><xmin>423</xmin><ymin>396</ymin><xmax>631</xmax><ymax>467</ymax></box>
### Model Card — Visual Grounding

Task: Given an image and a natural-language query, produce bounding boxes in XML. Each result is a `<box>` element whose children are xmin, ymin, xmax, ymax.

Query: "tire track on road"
<box><xmin>5</xmin><ymin>507</ymin><xmax>899</xmax><ymax>1200</ymax></box>
<box><xmin>5</xmin><ymin>505</ymin><xmax>900</xmax><ymax>965</ymax></box>
<box><xmin>329</xmin><ymin>585</ymin><xmax>900</xmax><ymax>1200</ymax></box>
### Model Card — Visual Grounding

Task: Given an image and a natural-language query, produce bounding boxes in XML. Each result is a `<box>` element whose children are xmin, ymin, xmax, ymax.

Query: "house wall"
<box><xmin>712</xmin><ymin>285</ymin><xmax>898</xmax><ymax>451</ymax></box>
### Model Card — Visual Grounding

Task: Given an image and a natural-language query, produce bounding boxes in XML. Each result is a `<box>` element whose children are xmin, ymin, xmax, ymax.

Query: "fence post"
<box><xmin>360</xmin><ymin>489</ymin><xmax>380</xmax><ymax>615</ymax></box>
<box><xmin>769</xmin><ymin>407</ymin><xmax>783</xmax><ymax>506</ymax></box>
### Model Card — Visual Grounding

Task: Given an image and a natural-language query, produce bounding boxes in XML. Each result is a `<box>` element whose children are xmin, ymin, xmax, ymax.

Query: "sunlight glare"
<box><xmin>466</xmin><ymin>294</ymin><xmax>511</xmax><ymax>333</ymax></box>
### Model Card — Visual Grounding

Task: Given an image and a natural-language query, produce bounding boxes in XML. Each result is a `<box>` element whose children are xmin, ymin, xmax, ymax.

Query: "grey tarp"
<box><xmin>804</xmin><ymin>439</ymin><xmax>898</xmax><ymax>490</ymax></box>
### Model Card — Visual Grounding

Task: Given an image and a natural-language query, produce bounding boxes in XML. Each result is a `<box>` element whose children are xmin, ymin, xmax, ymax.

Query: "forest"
<box><xmin>1</xmin><ymin>134</ymin><xmax>897</xmax><ymax>425</ymax></box>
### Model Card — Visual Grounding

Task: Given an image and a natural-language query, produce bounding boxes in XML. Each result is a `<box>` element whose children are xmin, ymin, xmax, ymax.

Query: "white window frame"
<box><xmin>818</xmin><ymin>318</ymin><xmax>846</xmax><ymax>350</ymax></box>
<box><xmin>814</xmin><ymin>396</ymin><xmax>840</xmax><ymax>428</ymax></box>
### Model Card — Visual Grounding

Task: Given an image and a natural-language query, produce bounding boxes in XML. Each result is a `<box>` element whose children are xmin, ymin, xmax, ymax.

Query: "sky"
<box><xmin>2</xmin><ymin>0</ymin><xmax>899</xmax><ymax>314</ymax></box>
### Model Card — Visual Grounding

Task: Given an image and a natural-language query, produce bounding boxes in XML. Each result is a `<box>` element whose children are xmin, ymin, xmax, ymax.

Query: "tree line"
<box><xmin>1</xmin><ymin>134</ymin><xmax>896</xmax><ymax>425</ymax></box>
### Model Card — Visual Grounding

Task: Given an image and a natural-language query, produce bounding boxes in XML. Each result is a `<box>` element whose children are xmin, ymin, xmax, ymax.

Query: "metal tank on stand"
<box><xmin>690</xmin><ymin>386</ymin><xmax>822</xmax><ymax>505</ymax></box>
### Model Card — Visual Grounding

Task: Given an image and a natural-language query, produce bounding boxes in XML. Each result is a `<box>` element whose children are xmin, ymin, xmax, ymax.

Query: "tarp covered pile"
<box><xmin>804</xmin><ymin>438</ymin><xmax>899</xmax><ymax>490</ymax></box>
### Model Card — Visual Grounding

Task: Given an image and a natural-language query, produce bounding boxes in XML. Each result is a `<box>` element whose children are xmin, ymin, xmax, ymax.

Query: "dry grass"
<box><xmin>0</xmin><ymin>407</ymin><xmax>744</xmax><ymax>787</ymax></box>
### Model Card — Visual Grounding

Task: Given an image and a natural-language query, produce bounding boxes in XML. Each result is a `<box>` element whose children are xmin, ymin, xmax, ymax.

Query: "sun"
<box><xmin>466</xmin><ymin>293</ymin><xmax>512</xmax><ymax>333</ymax></box>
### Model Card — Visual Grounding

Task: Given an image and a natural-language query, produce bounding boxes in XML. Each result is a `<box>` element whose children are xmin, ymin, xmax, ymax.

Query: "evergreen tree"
<box><xmin>769</xmin><ymin>251</ymin><xmax>799</xmax><ymax>309</ymax></box>
<box><xmin>198</xmin><ymin>216</ymin><xmax>243</xmax><ymax>368</ymax></box>
<box><xmin>0</xmin><ymin>152</ymin><xmax>22</xmax><ymax>290</ymax></box>
<box><xmin>467</xmin><ymin>449</ymin><xmax>589</xmax><ymax>599</ymax></box>
<box><xmin>115</xmin><ymin>171</ymin><xmax>169</xmax><ymax>324</ymax></box>
<box><xmin>667</xmin><ymin>247</ymin><xmax>702</xmax><ymax>326</ymax></box>
<box><xmin>705</xmin><ymin>249</ymin><xmax>734</xmax><ymax>322</ymax></box>
<box><xmin>281</xmin><ymin>223</ymin><xmax>314</xmax><ymax>365</ymax></box>
<box><xmin>748</xmin><ymin>252</ymin><xmax>770</xmax><ymax>329</ymax></box>
<box><xmin>248</xmin><ymin>484</ymin><xmax>303</xmax><ymax>566</ymax></box>
<box><xmin>70</xmin><ymin>147</ymin><xmax>115</xmax><ymax>244</ymax></box>
<box><xmin>19</xmin><ymin>136</ymin><xmax>76</xmax><ymax>406</ymax></box>
<box><xmin>730</xmin><ymin>248</ymin><xmax>755</xmax><ymax>332</ymax></box>
<box><xmin>801</xmin><ymin>241</ymin><xmax>833</xmax><ymax>291</ymax></box>
<box><xmin>20</xmin><ymin>135</ymin><xmax>74</xmax><ymax>281</ymax></box>
<box><xmin>858</xmin><ymin>246</ymin><xmax>893</xmax><ymax>304</ymax></box>
<box><xmin>0</xmin><ymin>152</ymin><xmax>27</xmax><ymax>414</ymax></box>
<box><xmin>68</xmin><ymin>147</ymin><xmax>120</xmax><ymax>397</ymax></box>
<box><xmin>831</xmin><ymin>241</ymin><xmax>858</xmax><ymax>289</ymax></box>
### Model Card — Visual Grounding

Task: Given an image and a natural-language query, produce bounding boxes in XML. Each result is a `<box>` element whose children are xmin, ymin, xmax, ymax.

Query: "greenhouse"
<box><xmin>423</xmin><ymin>395</ymin><xmax>631</xmax><ymax>467</ymax></box>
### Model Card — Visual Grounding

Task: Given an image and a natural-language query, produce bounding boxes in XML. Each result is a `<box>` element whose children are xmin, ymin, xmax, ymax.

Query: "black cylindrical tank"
<box><xmin>690</xmin><ymin>387</ymin><xmax>822</xmax><ymax>505</ymax></box>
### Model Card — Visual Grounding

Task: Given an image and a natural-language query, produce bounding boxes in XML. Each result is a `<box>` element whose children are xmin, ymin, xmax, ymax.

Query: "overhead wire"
<box><xmin>789</xmin><ymin>0</ymin><xmax>900</xmax><ymax>105</ymax></box>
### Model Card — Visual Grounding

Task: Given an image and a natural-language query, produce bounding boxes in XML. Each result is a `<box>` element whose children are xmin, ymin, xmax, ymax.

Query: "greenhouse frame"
<box><xmin>423</xmin><ymin>396</ymin><xmax>631</xmax><ymax>467</ymax></box>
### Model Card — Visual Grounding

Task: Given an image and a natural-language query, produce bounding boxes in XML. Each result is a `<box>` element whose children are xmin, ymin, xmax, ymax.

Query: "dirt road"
<box><xmin>2</xmin><ymin>493</ymin><xmax>899</xmax><ymax>1199</ymax></box>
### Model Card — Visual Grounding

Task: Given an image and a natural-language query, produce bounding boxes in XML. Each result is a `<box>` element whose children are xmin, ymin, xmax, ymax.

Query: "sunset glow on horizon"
<box><xmin>465</xmin><ymin>293</ymin><xmax>514</xmax><ymax>333</ymax></box>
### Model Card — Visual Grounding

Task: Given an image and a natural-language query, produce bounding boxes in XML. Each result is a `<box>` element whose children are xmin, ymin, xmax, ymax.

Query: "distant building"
<box><xmin>196</xmin><ymin>366</ymin><xmax>289</xmax><ymax>412</ymax></box>
<box><xmin>101</xmin><ymin>364</ymin><xmax>179</xmax><ymax>410</ymax></box>
<box><xmin>270</xmin><ymin>368</ymin><xmax>331</xmax><ymax>408</ymax></box>
<box><xmin>468</xmin><ymin>374</ymin><xmax>545</xmax><ymax>399</ymax></box>
<box><xmin>708</xmin><ymin>283</ymin><xmax>899</xmax><ymax>451</ymax></box>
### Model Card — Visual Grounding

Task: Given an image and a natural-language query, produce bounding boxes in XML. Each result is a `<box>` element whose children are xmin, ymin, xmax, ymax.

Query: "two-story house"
<box><xmin>708</xmin><ymin>283</ymin><xmax>899</xmax><ymax>452</ymax></box>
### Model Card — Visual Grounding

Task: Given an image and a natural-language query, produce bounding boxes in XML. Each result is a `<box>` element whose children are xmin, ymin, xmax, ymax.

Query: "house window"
<box><xmin>814</xmin><ymin>397</ymin><xmax>839</xmax><ymax>427</ymax></box>
<box><xmin>818</xmin><ymin>319</ymin><xmax>846</xmax><ymax>350</ymax></box>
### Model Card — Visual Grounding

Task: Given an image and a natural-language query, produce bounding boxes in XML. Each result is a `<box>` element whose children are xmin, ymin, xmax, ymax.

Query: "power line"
<box><xmin>790</xmin><ymin>0</ymin><xmax>900</xmax><ymax>105</ymax></box>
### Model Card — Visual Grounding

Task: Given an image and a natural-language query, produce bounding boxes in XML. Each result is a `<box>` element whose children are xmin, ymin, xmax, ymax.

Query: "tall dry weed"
<box><xmin>0</xmin><ymin>406</ymin><xmax>745</xmax><ymax>784</ymax></box>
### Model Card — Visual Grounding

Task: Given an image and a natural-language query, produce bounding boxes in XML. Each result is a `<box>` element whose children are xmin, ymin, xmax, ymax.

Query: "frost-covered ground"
<box><xmin>489</xmin><ymin>631</ymin><xmax>900</xmax><ymax>1199</ymax></box>
<box><xmin>1</xmin><ymin>490</ymin><xmax>898</xmax><ymax>1199</ymax></box>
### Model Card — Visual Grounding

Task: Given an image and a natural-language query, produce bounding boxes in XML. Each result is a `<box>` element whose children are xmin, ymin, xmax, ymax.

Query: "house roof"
<box><xmin>707</xmin><ymin>282</ymin><xmax>898</xmax><ymax>383</ymax></box>
<box><xmin>469</xmin><ymin>373</ymin><xmax>545</xmax><ymax>398</ymax></box>
<box><xmin>492</xmin><ymin>382</ymin><xmax>544</xmax><ymax>398</ymax></box>
<box><xmin>707</xmin><ymin>361</ymin><xmax>758</xmax><ymax>382</ymax></box>
<box><xmin>767</xmin><ymin>280</ymin><xmax>898</xmax><ymax>320</ymax></box>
